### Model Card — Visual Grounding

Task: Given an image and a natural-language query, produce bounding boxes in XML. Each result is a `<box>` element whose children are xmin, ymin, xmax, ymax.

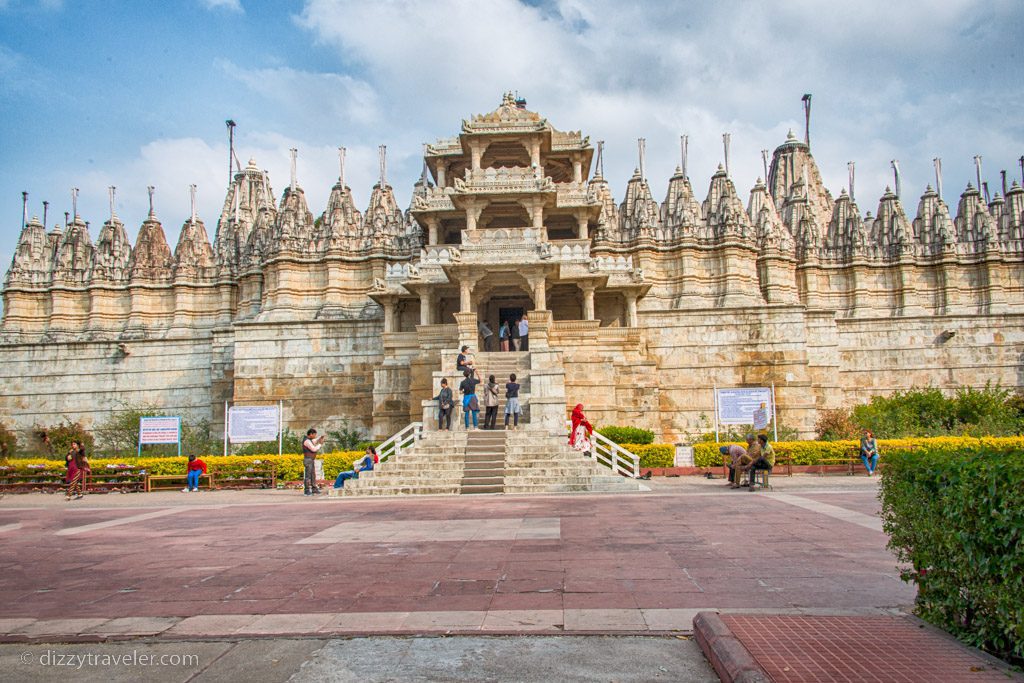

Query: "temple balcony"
<box><xmin>453</xmin><ymin>167</ymin><xmax>556</xmax><ymax>196</ymax></box>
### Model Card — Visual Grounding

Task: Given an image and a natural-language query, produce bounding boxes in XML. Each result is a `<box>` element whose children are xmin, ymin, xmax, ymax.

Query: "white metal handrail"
<box><xmin>589</xmin><ymin>431</ymin><xmax>640</xmax><ymax>478</ymax></box>
<box><xmin>376</xmin><ymin>422</ymin><xmax>423</xmax><ymax>464</ymax></box>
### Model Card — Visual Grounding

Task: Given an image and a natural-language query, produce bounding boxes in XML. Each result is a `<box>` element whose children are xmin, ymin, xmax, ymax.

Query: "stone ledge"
<box><xmin>693</xmin><ymin>611</ymin><xmax>771</xmax><ymax>683</ymax></box>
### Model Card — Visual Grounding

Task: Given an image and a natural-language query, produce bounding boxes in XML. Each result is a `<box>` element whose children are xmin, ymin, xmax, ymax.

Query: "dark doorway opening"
<box><xmin>499</xmin><ymin>307</ymin><xmax>525</xmax><ymax>332</ymax></box>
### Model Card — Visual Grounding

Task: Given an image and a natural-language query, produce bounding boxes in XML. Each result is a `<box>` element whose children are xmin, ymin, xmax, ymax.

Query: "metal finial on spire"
<box><xmin>21</xmin><ymin>191</ymin><xmax>28</xmax><ymax>229</ymax></box>
<box><xmin>378</xmin><ymin>144</ymin><xmax>387</xmax><ymax>187</ymax></box>
<box><xmin>722</xmin><ymin>133</ymin><xmax>731</xmax><ymax>178</ymax></box>
<box><xmin>681</xmin><ymin>135</ymin><xmax>689</xmax><ymax>179</ymax></box>
<box><xmin>761</xmin><ymin>150</ymin><xmax>770</xmax><ymax>189</ymax></box>
<box><xmin>848</xmin><ymin>161</ymin><xmax>856</xmax><ymax>204</ymax></box>
<box><xmin>108</xmin><ymin>186</ymin><xmax>117</xmax><ymax>220</ymax></box>
<box><xmin>420</xmin><ymin>143</ymin><xmax>429</xmax><ymax>183</ymax></box>
<box><xmin>801</xmin><ymin>94</ymin><xmax>812</xmax><ymax>147</ymax></box>
<box><xmin>189</xmin><ymin>184</ymin><xmax>197</xmax><ymax>223</ymax></box>
<box><xmin>933</xmin><ymin>158</ymin><xmax>943</xmax><ymax>201</ymax></box>
<box><xmin>891</xmin><ymin>160</ymin><xmax>901</xmax><ymax>199</ymax></box>
<box><xmin>974</xmin><ymin>155</ymin><xmax>982</xmax><ymax>193</ymax></box>
<box><xmin>289</xmin><ymin>148</ymin><xmax>298</xmax><ymax>192</ymax></box>
<box><xmin>232</xmin><ymin>182</ymin><xmax>241</xmax><ymax>222</ymax></box>
<box><xmin>338</xmin><ymin>147</ymin><xmax>346</xmax><ymax>187</ymax></box>
<box><xmin>71</xmin><ymin>187</ymin><xmax>79</xmax><ymax>219</ymax></box>
<box><xmin>637</xmin><ymin>138</ymin><xmax>646</xmax><ymax>183</ymax></box>
<box><xmin>226</xmin><ymin>119</ymin><xmax>237</xmax><ymax>187</ymax></box>
<box><xmin>147</xmin><ymin>186</ymin><xmax>155</xmax><ymax>218</ymax></box>
<box><xmin>1019</xmin><ymin>156</ymin><xmax>1024</xmax><ymax>185</ymax></box>
<box><xmin>43</xmin><ymin>200</ymin><xmax>49</xmax><ymax>229</ymax></box>
<box><xmin>982</xmin><ymin>181</ymin><xmax>991</xmax><ymax>204</ymax></box>
<box><xmin>1001</xmin><ymin>170</ymin><xmax>1007</xmax><ymax>197</ymax></box>
<box><xmin>64</xmin><ymin>210</ymin><xmax>69</xmax><ymax>229</ymax></box>
<box><xmin>595</xmin><ymin>140</ymin><xmax>605</xmax><ymax>178</ymax></box>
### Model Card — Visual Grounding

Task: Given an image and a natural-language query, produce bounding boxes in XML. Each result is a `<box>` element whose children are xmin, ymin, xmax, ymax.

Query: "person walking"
<box><xmin>479</xmin><ymin>319</ymin><xmax>494</xmax><ymax>352</ymax></box>
<box><xmin>498</xmin><ymin>319</ymin><xmax>510</xmax><ymax>352</ymax></box>
<box><xmin>459</xmin><ymin>369</ymin><xmax>481</xmax><ymax>430</ymax></box>
<box><xmin>518</xmin><ymin>313</ymin><xmax>529</xmax><ymax>351</ymax></box>
<box><xmin>568</xmin><ymin>403</ymin><xmax>593</xmax><ymax>456</ymax></box>
<box><xmin>435</xmin><ymin>378</ymin><xmax>453</xmax><ymax>431</ymax></box>
<box><xmin>483</xmin><ymin>374</ymin><xmax>500</xmax><ymax>429</ymax></box>
<box><xmin>860</xmin><ymin>430</ymin><xmax>879</xmax><ymax>475</ymax></box>
<box><xmin>302</xmin><ymin>428</ymin><xmax>325</xmax><ymax>496</ymax></box>
<box><xmin>504</xmin><ymin>373</ymin><xmax>522</xmax><ymax>430</ymax></box>
<box><xmin>65</xmin><ymin>447</ymin><xmax>90</xmax><ymax>500</ymax></box>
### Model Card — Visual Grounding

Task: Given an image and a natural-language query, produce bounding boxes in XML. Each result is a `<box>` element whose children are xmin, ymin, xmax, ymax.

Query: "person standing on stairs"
<box><xmin>518</xmin><ymin>313</ymin><xmax>529</xmax><ymax>351</ymax></box>
<box><xmin>569</xmin><ymin>404</ymin><xmax>594</xmax><ymax>456</ymax></box>
<box><xmin>483</xmin><ymin>374</ymin><xmax>500</xmax><ymax>429</ymax></box>
<box><xmin>509</xmin><ymin>315</ymin><xmax>521</xmax><ymax>351</ymax></box>
<box><xmin>435</xmin><ymin>378</ymin><xmax>453</xmax><ymax>431</ymax></box>
<box><xmin>459</xmin><ymin>368</ymin><xmax>481</xmax><ymax>430</ymax></box>
<box><xmin>504</xmin><ymin>373</ymin><xmax>522</xmax><ymax>430</ymax></box>
<box><xmin>498</xmin><ymin>319</ymin><xmax>510</xmax><ymax>352</ymax></box>
<box><xmin>479</xmin><ymin>319</ymin><xmax>494</xmax><ymax>352</ymax></box>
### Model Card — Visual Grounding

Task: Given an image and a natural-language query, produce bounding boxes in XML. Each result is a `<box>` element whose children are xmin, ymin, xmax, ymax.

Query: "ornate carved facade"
<box><xmin>3</xmin><ymin>94</ymin><xmax>1024</xmax><ymax>441</ymax></box>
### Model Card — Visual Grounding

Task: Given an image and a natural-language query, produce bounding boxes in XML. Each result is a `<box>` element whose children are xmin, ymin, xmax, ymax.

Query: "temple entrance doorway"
<box><xmin>478</xmin><ymin>284</ymin><xmax>533</xmax><ymax>351</ymax></box>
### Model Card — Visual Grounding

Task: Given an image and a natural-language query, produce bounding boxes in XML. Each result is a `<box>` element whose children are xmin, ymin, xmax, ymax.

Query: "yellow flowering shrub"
<box><xmin>622</xmin><ymin>443</ymin><xmax>675</xmax><ymax>468</ymax></box>
<box><xmin>693</xmin><ymin>436</ymin><xmax>1024</xmax><ymax>467</ymax></box>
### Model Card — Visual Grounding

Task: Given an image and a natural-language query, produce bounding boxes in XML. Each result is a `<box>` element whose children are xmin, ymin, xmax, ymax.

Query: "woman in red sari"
<box><xmin>569</xmin><ymin>404</ymin><xmax>593</xmax><ymax>456</ymax></box>
<box><xmin>66</xmin><ymin>448</ymin><xmax>90</xmax><ymax>500</ymax></box>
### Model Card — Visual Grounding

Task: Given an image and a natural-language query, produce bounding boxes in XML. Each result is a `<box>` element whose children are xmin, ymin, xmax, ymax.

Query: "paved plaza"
<box><xmin>1</xmin><ymin>476</ymin><xmax>1017</xmax><ymax>681</ymax></box>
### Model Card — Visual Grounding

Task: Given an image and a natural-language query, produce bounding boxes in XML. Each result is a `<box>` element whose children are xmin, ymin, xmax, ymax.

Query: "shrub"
<box><xmin>623</xmin><ymin>443</ymin><xmax>674</xmax><ymax>468</ymax></box>
<box><xmin>849</xmin><ymin>384</ymin><xmax>1023</xmax><ymax>438</ymax></box>
<box><xmin>328</xmin><ymin>419</ymin><xmax>366</xmax><ymax>451</ymax></box>
<box><xmin>31</xmin><ymin>420</ymin><xmax>94</xmax><ymax>459</ymax></box>
<box><xmin>597</xmin><ymin>426</ymin><xmax>654</xmax><ymax>445</ymax></box>
<box><xmin>880</xmin><ymin>447</ymin><xmax>1024</xmax><ymax>663</ymax></box>
<box><xmin>692</xmin><ymin>436</ymin><xmax>1024</xmax><ymax>468</ymax></box>
<box><xmin>0</xmin><ymin>423</ymin><xmax>17</xmax><ymax>460</ymax></box>
<box><xmin>815</xmin><ymin>408</ymin><xmax>859</xmax><ymax>441</ymax></box>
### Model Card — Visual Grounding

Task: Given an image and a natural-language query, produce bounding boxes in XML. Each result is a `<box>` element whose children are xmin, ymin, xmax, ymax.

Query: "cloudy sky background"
<box><xmin>1</xmin><ymin>0</ymin><xmax>1022</xmax><ymax>271</ymax></box>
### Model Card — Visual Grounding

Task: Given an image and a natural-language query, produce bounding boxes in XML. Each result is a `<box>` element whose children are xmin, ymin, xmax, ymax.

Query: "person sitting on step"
<box><xmin>745</xmin><ymin>434</ymin><xmax>775</xmax><ymax>490</ymax></box>
<box><xmin>456</xmin><ymin>345</ymin><xmax>475</xmax><ymax>373</ymax></box>
<box><xmin>334</xmin><ymin>446</ymin><xmax>377</xmax><ymax>488</ymax></box>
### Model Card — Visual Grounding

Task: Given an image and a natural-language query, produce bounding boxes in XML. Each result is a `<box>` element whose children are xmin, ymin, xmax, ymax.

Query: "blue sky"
<box><xmin>2</xmin><ymin>0</ymin><xmax>1023</xmax><ymax>272</ymax></box>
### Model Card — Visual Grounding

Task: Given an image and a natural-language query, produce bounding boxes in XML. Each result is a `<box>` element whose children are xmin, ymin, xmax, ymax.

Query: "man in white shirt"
<box><xmin>302</xmin><ymin>428</ymin><xmax>325</xmax><ymax>496</ymax></box>
<box><xmin>518</xmin><ymin>314</ymin><xmax>529</xmax><ymax>351</ymax></box>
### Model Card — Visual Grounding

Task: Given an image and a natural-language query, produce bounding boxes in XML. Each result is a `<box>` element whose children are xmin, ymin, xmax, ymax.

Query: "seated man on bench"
<box><xmin>746</xmin><ymin>434</ymin><xmax>775</xmax><ymax>488</ymax></box>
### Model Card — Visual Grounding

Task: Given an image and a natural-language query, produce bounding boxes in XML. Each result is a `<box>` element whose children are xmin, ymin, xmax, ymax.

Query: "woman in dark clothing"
<box><xmin>435</xmin><ymin>378</ymin><xmax>453</xmax><ymax>431</ymax></box>
<box><xmin>483</xmin><ymin>374</ymin><xmax>500</xmax><ymax>429</ymax></box>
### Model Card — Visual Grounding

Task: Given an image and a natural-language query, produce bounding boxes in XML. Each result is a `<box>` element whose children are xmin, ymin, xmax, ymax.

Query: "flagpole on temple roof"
<box><xmin>933</xmin><ymin>158</ymin><xmax>943</xmax><ymax>202</ymax></box>
<box><xmin>974</xmin><ymin>155</ymin><xmax>982</xmax><ymax>193</ymax></box>
<box><xmin>226</xmin><ymin>120</ymin><xmax>236</xmax><ymax>187</ymax></box>
<box><xmin>595</xmin><ymin>140</ymin><xmax>605</xmax><ymax>178</ymax></box>
<box><xmin>891</xmin><ymin>160</ymin><xmax>901</xmax><ymax>199</ymax></box>
<box><xmin>637</xmin><ymin>138</ymin><xmax>646</xmax><ymax>183</ymax></box>
<box><xmin>378</xmin><ymin>145</ymin><xmax>387</xmax><ymax>187</ymax></box>
<box><xmin>147</xmin><ymin>186</ymin><xmax>155</xmax><ymax>218</ymax></box>
<box><xmin>761</xmin><ymin>150</ymin><xmax>770</xmax><ymax>190</ymax></box>
<box><xmin>722</xmin><ymin>133</ymin><xmax>731</xmax><ymax>178</ymax></box>
<box><xmin>338</xmin><ymin>147</ymin><xmax>346</xmax><ymax>187</ymax></box>
<box><xmin>21</xmin><ymin>191</ymin><xmax>27</xmax><ymax>229</ymax></box>
<box><xmin>42</xmin><ymin>200</ymin><xmax>49</xmax><ymax>230</ymax></box>
<box><xmin>289</xmin><ymin>148</ymin><xmax>298</xmax><ymax>193</ymax></box>
<box><xmin>848</xmin><ymin>162</ymin><xmax>856</xmax><ymax>204</ymax></box>
<box><xmin>801</xmin><ymin>93</ymin><xmax>812</xmax><ymax>147</ymax></box>
<box><xmin>681</xmin><ymin>135</ymin><xmax>689</xmax><ymax>179</ymax></box>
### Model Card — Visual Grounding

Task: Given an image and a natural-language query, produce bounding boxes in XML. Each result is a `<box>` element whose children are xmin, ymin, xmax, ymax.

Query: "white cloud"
<box><xmin>200</xmin><ymin>0</ymin><xmax>242</xmax><ymax>13</ymax></box>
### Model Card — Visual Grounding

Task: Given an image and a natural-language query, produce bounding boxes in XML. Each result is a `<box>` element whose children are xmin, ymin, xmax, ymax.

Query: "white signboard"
<box><xmin>138</xmin><ymin>417</ymin><xmax>181</xmax><ymax>445</ymax></box>
<box><xmin>716</xmin><ymin>387</ymin><xmax>773</xmax><ymax>425</ymax></box>
<box><xmin>228</xmin><ymin>405</ymin><xmax>280</xmax><ymax>443</ymax></box>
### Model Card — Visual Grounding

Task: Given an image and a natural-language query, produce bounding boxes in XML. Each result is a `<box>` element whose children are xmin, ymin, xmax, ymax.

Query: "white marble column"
<box><xmin>624</xmin><ymin>292</ymin><xmax>638</xmax><ymax>327</ymax></box>
<box><xmin>581</xmin><ymin>283</ymin><xmax>595</xmax><ymax>320</ymax></box>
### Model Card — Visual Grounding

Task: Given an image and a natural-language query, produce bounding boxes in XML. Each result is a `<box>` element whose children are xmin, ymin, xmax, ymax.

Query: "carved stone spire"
<box><xmin>93</xmin><ymin>214</ymin><xmax>132</xmax><ymax>283</ymax></box>
<box><xmin>955</xmin><ymin>183</ymin><xmax>996</xmax><ymax>244</ymax></box>
<box><xmin>702</xmin><ymin>164</ymin><xmax>752</xmax><ymax>242</ymax></box>
<box><xmin>768</xmin><ymin>130</ymin><xmax>833</xmax><ymax>238</ymax></box>
<box><xmin>130</xmin><ymin>212</ymin><xmax>174</xmax><ymax>282</ymax></box>
<box><xmin>52</xmin><ymin>215</ymin><xmax>94</xmax><ymax>284</ymax></box>
<box><xmin>748</xmin><ymin>178</ymin><xmax>794</xmax><ymax>254</ymax></box>
<box><xmin>661</xmin><ymin>166</ymin><xmax>701</xmax><ymax>238</ymax></box>
<box><xmin>272</xmin><ymin>166</ymin><xmax>316</xmax><ymax>255</ymax></box>
<box><xmin>240</xmin><ymin>168</ymin><xmax>279</xmax><ymax>269</ymax></box>
<box><xmin>912</xmin><ymin>185</ymin><xmax>955</xmax><ymax>248</ymax></box>
<box><xmin>872</xmin><ymin>187</ymin><xmax>913</xmax><ymax>253</ymax></box>
<box><xmin>825</xmin><ymin>188</ymin><xmax>867</xmax><ymax>253</ymax></box>
<box><xmin>364</xmin><ymin>174</ymin><xmax>405</xmax><ymax>252</ymax></box>
<box><xmin>5</xmin><ymin>215</ymin><xmax>53</xmax><ymax>287</ymax></box>
<box><xmin>173</xmin><ymin>213</ymin><xmax>216</xmax><ymax>280</ymax></box>
<box><xmin>619</xmin><ymin>167</ymin><xmax>660</xmax><ymax>239</ymax></box>
<box><xmin>587</xmin><ymin>171</ymin><xmax>619</xmax><ymax>242</ymax></box>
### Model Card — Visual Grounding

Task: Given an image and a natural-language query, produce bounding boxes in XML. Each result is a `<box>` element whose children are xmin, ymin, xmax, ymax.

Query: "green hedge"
<box><xmin>597</xmin><ymin>426</ymin><xmax>654</xmax><ymax>445</ymax></box>
<box><xmin>692</xmin><ymin>436</ymin><xmax>1024</xmax><ymax>468</ymax></box>
<box><xmin>880</xmin><ymin>448</ymin><xmax>1024</xmax><ymax>663</ymax></box>
<box><xmin>623</xmin><ymin>444</ymin><xmax>674</xmax><ymax>468</ymax></box>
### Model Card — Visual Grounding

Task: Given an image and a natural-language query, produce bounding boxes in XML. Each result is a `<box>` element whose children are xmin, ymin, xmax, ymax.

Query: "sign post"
<box><xmin>227</xmin><ymin>405</ymin><xmax>281</xmax><ymax>445</ymax></box>
<box><xmin>715</xmin><ymin>387</ymin><xmax>774</xmax><ymax>437</ymax></box>
<box><xmin>138</xmin><ymin>416</ymin><xmax>182</xmax><ymax>457</ymax></box>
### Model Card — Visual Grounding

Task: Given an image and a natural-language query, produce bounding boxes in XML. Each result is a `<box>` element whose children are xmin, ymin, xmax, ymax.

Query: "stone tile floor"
<box><xmin>0</xmin><ymin>475</ymin><xmax>1012</xmax><ymax>681</ymax></box>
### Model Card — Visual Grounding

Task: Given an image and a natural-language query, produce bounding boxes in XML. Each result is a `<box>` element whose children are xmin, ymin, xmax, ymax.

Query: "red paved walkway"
<box><xmin>697</xmin><ymin>613</ymin><xmax>1021</xmax><ymax>683</ymax></box>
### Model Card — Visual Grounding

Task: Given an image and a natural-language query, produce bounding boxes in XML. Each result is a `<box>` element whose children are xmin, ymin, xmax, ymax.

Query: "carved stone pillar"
<box><xmin>529</xmin><ymin>139</ymin><xmax>540</xmax><ymax>168</ymax></box>
<box><xmin>624</xmin><ymin>291</ymin><xmax>638</xmax><ymax>327</ymax></box>
<box><xmin>527</xmin><ymin>273</ymin><xmax>547</xmax><ymax>311</ymax></box>
<box><xmin>437</xmin><ymin>163</ymin><xmax>446</xmax><ymax>187</ymax></box>
<box><xmin>464</xmin><ymin>199</ymin><xmax>485</xmax><ymax>232</ymax></box>
<box><xmin>573</xmin><ymin>159</ymin><xmax>582</xmax><ymax>184</ymax></box>
<box><xmin>576</xmin><ymin>212</ymin><xmax>589</xmax><ymax>241</ymax></box>
<box><xmin>382</xmin><ymin>297</ymin><xmax>397</xmax><ymax>333</ymax></box>
<box><xmin>580</xmin><ymin>283</ymin><xmax>596</xmax><ymax>320</ymax></box>
<box><xmin>425</xmin><ymin>217</ymin><xmax>439</xmax><ymax>246</ymax></box>
<box><xmin>459</xmin><ymin>280</ymin><xmax>472</xmax><ymax>313</ymax></box>
<box><xmin>470</xmin><ymin>141</ymin><xmax>483</xmax><ymax>171</ymax></box>
<box><xmin>419</xmin><ymin>289</ymin><xmax>432</xmax><ymax>325</ymax></box>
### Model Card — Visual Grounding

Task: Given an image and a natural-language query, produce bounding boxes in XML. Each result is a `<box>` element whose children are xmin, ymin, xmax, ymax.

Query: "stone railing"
<box><xmin>454</xmin><ymin>167</ymin><xmax>555</xmax><ymax>194</ymax></box>
<box><xmin>419</xmin><ymin>246</ymin><xmax>462</xmax><ymax>265</ymax></box>
<box><xmin>462</xmin><ymin>226</ymin><xmax>541</xmax><ymax>246</ymax></box>
<box><xmin>425</xmin><ymin>137</ymin><xmax>461</xmax><ymax>155</ymax></box>
<box><xmin>555</xmin><ymin>184</ymin><xmax>597</xmax><ymax>207</ymax></box>
<box><xmin>411</xmin><ymin>187</ymin><xmax>456</xmax><ymax>212</ymax></box>
<box><xmin>541</xmin><ymin>240</ymin><xmax>590</xmax><ymax>262</ymax></box>
<box><xmin>589</xmin><ymin>255</ymin><xmax>634</xmax><ymax>272</ymax></box>
<box><xmin>385</xmin><ymin>262</ymin><xmax>420</xmax><ymax>280</ymax></box>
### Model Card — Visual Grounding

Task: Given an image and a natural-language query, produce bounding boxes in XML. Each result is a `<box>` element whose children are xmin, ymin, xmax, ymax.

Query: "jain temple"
<box><xmin>3</xmin><ymin>93</ymin><xmax>1024</xmax><ymax>449</ymax></box>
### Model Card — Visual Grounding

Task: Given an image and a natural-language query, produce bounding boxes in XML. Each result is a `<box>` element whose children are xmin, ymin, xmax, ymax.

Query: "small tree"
<box><xmin>815</xmin><ymin>408</ymin><xmax>859</xmax><ymax>441</ymax></box>
<box><xmin>328</xmin><ymin>420</ymin><xmax>365</xmax><ymax>451</ymax></box>
<box><xmin>0</xmin><ymin>423</ymin><xmax>17</xmax><ymax>460</ymax></box>
<box><xmin>33</xmin><ymin>420</ymin><xmax>94</xmax><ymax>459</ymax></box>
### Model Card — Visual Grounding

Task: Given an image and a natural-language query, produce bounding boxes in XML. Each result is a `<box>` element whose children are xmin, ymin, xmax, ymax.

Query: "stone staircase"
<box><xmin>336</xmin><ymin>426</ymin><xmax>643</xmax><ymax>497</ymax></box>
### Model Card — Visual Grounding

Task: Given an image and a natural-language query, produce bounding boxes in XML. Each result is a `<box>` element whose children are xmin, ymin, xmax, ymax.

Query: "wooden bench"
<box><xmin>721</xmin><ymin>453</ymin><xmax>793</xmax><ymax>482</ymax></box>
<box><xmin>144</xmin><ymin>473</ymin><xmax>214</xmax><ymax>492</ymax></box>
